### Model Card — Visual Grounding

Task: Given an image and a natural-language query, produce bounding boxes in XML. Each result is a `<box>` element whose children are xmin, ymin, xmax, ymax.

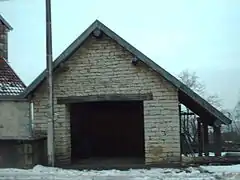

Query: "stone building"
<box><xmin>0</xmin><ymin>15</ymin><xmax>46</xmax><ymax>169</ymax></box>
<box><xmin>0</xmin><ymin>14</ymin><xmax>27</xmax><ymax>137</ymax></box>
<box><xmin>0</xmin><ymin>18</ymin><xmax>232</xmax><ymax>167</ymax></box>
<box><xmin>21</xmin><ymin>20</ymin><xmax>231</xmax><ymax>166</ymax></box>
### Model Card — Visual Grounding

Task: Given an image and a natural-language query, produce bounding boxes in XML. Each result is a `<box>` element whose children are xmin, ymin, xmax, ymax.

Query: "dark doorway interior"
<box><xmin>70</xmin><ymin>101</ymin><xmax>145</xmax><ymax>165</ymax></box>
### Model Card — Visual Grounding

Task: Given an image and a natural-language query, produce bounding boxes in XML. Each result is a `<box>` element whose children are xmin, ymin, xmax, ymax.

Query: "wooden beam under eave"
<box><xmin>54</xmin><ymin>63</ymin><xmax>69</xmax><ymax>74</ymax></box>
<box><xmin>57</xmin><ymin>93</ymin><xmax>153</xmax><ymax>104</ymax></box>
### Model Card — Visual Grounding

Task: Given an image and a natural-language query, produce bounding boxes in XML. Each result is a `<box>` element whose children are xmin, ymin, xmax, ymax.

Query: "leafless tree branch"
<box><xmin>178</xmin><ymin>69</ymin><xmax>222</xmax><ymax>110</ymax></box>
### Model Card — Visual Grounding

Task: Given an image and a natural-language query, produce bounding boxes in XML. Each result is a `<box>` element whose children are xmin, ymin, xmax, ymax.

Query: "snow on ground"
<box><xmin>185</xmin><ymin>152</ymin><xmax>227</xmax><ymax>157</ymax></box>
<box><xmin>200</xmin><ymin>164</ymin><xmax>240</xmax><ymax>179</ymax></box>
<box><xmin>1</xmin><ymin>165</ymin><xmax>240</xmax><ymax>180</ymax></box>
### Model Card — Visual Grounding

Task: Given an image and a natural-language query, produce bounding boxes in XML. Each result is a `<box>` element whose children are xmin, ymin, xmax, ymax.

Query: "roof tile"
<box><xmin>0</xmin><ymin>58</ymin><xmax>25</xmax><ymax>96</ymax></box>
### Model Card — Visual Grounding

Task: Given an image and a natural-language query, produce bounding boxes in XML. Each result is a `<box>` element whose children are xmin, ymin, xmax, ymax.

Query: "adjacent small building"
<box><xmin>0</xmin><ymin>17</ymin><xmax>232</xmax><ymax>168</ymax></box>
<box><xmin>0</xmin><ymin>15</ymin><xmax>46</xmax><ymax>169</ymax></box>
<box><xmin>0</xmin><ymin>15</ymin><xmax>29</xmax><ymax>137</ymax></box>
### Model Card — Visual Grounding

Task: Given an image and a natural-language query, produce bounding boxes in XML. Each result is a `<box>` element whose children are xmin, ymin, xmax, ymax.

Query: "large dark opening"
<box><xmin>70</xmin><ymin>101</ymin><xmax>145</xmax><ymax>165</ymax></box>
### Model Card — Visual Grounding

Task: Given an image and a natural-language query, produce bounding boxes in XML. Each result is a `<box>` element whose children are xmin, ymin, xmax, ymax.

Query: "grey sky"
<box><xmin>0</xmin><ymin>0</ymin><xmax>240</xmax><ymax>110</ymax></box>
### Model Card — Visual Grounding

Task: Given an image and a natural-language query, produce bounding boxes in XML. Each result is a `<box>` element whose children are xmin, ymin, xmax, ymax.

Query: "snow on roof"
<box><xmin>0</xmin><ymin>58</ymin><xmax>25</xmax><ymax>96</ymax></box>
<box><xmin>0</xmin><ymin>82</ymin><xmax>25</xmax><ymax>95</ymax></box>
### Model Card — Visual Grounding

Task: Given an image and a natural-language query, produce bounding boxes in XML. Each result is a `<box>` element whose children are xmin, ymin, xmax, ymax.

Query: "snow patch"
<box><xmin>200</xmin><ymin>164</ymin><xmax>240</xmax><ymax>173</ymax></box>
<box><xmin>0</xmin><ymin>165</ymin><xmax>231</xmax><ymax>180</ymax></box>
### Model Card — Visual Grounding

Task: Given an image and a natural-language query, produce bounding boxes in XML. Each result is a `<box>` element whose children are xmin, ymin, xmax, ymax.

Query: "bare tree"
<box><xmin>178</xmin><ymin>69</ymin><xmax>222</xmax><ymax>110</ymax></box>
<box><xmin>178</xmin><ymin>70</ymin><xmax>205</xmax><ymax>95</ymax></box>
<box><xmin>232</xmin><ymin>93</ymin><xmax>240</xmax><ymax>121</ymax></box>
<box><xmin>206</xmin><ymin>95</ymin><xmax>222</xmax><ymax>110</ymax></box>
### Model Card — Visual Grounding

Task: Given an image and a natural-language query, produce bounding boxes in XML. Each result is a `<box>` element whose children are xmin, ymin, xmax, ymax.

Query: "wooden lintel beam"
<box><xmin>213</xmin><ymin>119</ymin><xmax>222</xmax><ymax>127</ymax></box>
<box><xmin>57</xmin><ymin>93</ymin><xmax>153</xmax><ymax>104</ymax></box>
<box><xmin>59</xmin><ymin>62</ymin><xmax>64</xmax><ymax>68</ymax></box>
<box><xmin>55</xmin><ymin>63</ymin><xmax>69</xmax><ymax>74</ymax></box>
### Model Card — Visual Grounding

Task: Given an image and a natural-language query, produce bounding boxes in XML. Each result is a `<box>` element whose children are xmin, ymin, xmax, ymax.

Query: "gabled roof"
<box><xmin>0</xmin><ymin>14</ymin><xmax>13</xmax><ymax>31</ymax></box>
<box><xmin>21</xmin><ymin>20</ymin><xmax>231</xmax><ymax>125</ymax></box>
<box><xmin>0</xmin><ymin>58</ymin><xmax>26</xmax><ymax>96</ymax></box>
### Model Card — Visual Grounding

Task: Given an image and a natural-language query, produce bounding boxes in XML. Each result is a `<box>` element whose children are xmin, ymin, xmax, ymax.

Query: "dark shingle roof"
<box><xmin>21</xmin><ymin>20</ymin><xmax>231</xmax><ymax>125</ymax></box>
<box><xmin>0</xmin><ymin>58</ymin><xmax>26</xmax><ymax>96</ymax></box>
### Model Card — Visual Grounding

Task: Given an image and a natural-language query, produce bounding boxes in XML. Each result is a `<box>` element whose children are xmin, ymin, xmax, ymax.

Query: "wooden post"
<box><xmin>197</xmin><ymin>118</ymin><xmax>203</xmax><ymax>157</ymax></box>
<box><xmin>179</xmin><ymin>104</ymin><xmax>182</xmax><ymax>163</ymax></box>
<box><xmin>203</xmin><ymin>122</ymin><xmax>209</xmax><ymax>156</ymax></box>
<box><xmin>213</xmin><ymin>125</ymin><xmax>221</xmax><ymax>157</ymax></box>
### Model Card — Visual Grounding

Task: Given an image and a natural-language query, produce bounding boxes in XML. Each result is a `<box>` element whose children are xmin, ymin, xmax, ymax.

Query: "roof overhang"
<box><xmin>0</xmin><ymin>14</ymin><xmax>13</xmax><ymax>31</ymax></box>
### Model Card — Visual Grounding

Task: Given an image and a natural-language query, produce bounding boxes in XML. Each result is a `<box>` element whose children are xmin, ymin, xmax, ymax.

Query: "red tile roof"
<box><xmin>0</xmin><ymin>57</ymin><xmax>26</xmax><ymax>96</ymax></box>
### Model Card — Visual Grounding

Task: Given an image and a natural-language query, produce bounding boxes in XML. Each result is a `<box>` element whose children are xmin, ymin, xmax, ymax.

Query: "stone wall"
<box><xmin>0</xmin><ymin>101</ymin><xmax>31</xmax><ymax>138</ymax></box>
<box><xmin>32</xmin><ymin>33</ymin><xmax>180</xmax><ymax>165</ymax></box>
<box><xmin>0</xmin><ymin>137</ymin><xmax>47</xmax><ymax>169</ymax></box>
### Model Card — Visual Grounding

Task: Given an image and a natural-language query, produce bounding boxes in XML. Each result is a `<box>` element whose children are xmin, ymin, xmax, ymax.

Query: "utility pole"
<box><xmin>46</xmin><ymin>0</ymin><xmax>55</xmax><ymax>166</ymax></box>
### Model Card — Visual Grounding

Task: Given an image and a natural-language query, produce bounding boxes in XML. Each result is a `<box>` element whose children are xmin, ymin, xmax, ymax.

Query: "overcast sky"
<box><xmin>0</xmin><ymin>0</ymin><xmax>240</xmax><ymax>110</ymax></box>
